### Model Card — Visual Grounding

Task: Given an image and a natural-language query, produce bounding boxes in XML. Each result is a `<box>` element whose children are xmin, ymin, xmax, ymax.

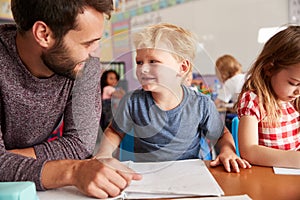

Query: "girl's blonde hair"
<box><xmin>236</xmin><ymin>25</ymin><xmax>300</xmax><ymax>123</ymax></box>
<box><xmin>215</xmin><ymin>54</ymin><xmax>242</xmax><ymax>82</ymax></box>
<box><xmin>133</xmin><ymin>23</ymin><xmax>198</xmax><ymax>73</ymax></box>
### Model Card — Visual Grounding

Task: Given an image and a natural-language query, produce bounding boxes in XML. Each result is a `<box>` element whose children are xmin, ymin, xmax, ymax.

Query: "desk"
<box><xmin>37</xmin><ymin>161</ymin><xmax>300</xmax><ymax>200</ymax></box>
<box><xmin>205</xmin><ymin>161</ymin><xmax>300</xmax><ymax>200</ymax></box>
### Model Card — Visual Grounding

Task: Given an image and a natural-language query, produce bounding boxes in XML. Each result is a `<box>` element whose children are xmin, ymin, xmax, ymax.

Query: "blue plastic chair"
<box><xmin>231</xmin><ymin>116</ymin><xmax>240</xmax><ymax>157</ymax></box>
<box><xmin>119</xmin><ymin>130</ymin><xmax>135</xmax><ymax>161</ymax></box>
<box><xmin>199</xmin><ymin>137</ymin><xmax>212</xmax><ymax>160</ymax></box>
<box><xmin>120</xmin><ymin>130</ymin><xmax>213</xmax><ymax>161</ymax></box>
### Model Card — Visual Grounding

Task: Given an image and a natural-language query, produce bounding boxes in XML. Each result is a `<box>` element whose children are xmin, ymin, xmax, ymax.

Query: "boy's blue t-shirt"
<box><xmin>111</xmin><ymin>85</ymin><xmax>224</xmax><ymax>162</ymax></box>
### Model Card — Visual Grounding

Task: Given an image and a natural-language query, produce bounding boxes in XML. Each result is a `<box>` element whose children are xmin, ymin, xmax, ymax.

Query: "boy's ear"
<box><xmin>32</xmin><ymin>21</ymin><xmax>54</xmax><ymax>48</ymax></box>
<box><xmin>178</xmin><ymin>59</ymin><xmax>191</xmax><ymax>77</ymax></box>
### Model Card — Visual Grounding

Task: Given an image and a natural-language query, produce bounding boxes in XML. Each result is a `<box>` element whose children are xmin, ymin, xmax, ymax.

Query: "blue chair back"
<box><xmin>231</xmin><ymin>116</ymin><xmax>240</xmax><ymax>157</ymax></box>
<box><xmin>120</xmin><ymin>130</ymin><xmax>213</xmax><ymax>161</ymax></box>
<box><xmin>119</xmin><ymin>130</ymin><xmax>135</xmax><ymax>161</ymax></box>
<box><xmin>199</xmin><ymin>137</ymin><xmax>212</xmax><ymax>160</ymax></box>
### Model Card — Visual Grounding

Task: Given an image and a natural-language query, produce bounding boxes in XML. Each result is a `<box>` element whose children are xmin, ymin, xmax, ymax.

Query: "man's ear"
<box><xmin>32</xmin><ymin>21</ymin><xmax>53</xmax><ymax>48</ymax></box>
<box><xmin>178</xmin><ymin>59</ymin><xmax>191</xmax><ymax>77</ymax></box>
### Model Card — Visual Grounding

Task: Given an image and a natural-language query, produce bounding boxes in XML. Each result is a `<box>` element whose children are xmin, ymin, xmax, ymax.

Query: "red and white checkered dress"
<box><xmin>237</xmin><ymin>91</ymin><xmax>300</xmax><ymax>150</ymax></box>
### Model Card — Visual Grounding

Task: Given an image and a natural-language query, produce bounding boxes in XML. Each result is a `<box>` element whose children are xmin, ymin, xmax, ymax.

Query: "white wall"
<box><xmin>158</xmin><ymin>0</ymin><xmax>289</xmax><ymax>74</ymax></box>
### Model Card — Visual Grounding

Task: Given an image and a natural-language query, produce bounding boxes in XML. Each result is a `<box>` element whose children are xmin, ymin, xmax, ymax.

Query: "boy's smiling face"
<box><xmin>135</xmin><ymin>48</ymin><xmax>185</xmax><ymax>93</ymax></box>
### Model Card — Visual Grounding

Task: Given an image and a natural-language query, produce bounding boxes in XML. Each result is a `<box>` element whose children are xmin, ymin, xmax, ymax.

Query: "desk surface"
<box><xmin>38</xmin><ymin>161</ymin><xmax>300</xmax><ymax>200</ymax></box>
<box><xmin>205</xmin><ymin>161</ymin><xmax>300</xmax><ymax>200</ymax></box>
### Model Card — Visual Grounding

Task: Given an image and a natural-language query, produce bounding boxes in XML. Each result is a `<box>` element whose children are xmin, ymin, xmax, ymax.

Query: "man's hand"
<box><xmin>74</xmin><ymin>158</ymin><xmax>142</xmax><ymax>198</ymax></box>
<box><xmin>42</xmin><ymin>158</ymin><xmax>142</xmax><ymax>199</ymax></box>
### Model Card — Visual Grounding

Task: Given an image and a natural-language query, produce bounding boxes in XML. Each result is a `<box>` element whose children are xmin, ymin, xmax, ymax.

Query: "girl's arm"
<box><xmin>210</xmin><ymin>127</ymin><xmax>251</xmax><ymax>172</ymax></box>
<box><xmin>239</xmin><ymin>116</ymin><xmax>300</xmax><ymax>168</ymax></box>
<box><xmin>95</xmin><ymin>125</ymin><xmax>124</xmax><ymax>158</ymax></box>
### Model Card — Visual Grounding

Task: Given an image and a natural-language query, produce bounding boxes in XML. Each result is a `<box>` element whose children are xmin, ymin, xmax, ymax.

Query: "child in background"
<box><xmin>96</xmin><ymin>23</ymin><xmax>251</xmax><ymax>172</ymax></box>
<box><xmin>183</xmin><ymin>71</ymin><xmax>198</xmax><ymax>92</ymax></box>
<box><xmin>101</xmin><ymin>69</ymin><xmax>124</xmax><ymax>100</ymax></box>
<box><xmin>214</xmin><ymin>54</ymin><xmax>246</xmax><ymax>108</ymax></box>
<box><xmin>100</xmin><ymin>69</ymin><xmax>125</xmax><ymax>130</ymax></box>
<box><xmin>236</xmin><ymin>25</ymin><xmax>300</xmax><ymax>168</ymax></box>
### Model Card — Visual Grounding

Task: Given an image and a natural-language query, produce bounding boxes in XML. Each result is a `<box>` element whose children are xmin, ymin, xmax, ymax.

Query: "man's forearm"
<box><xmin>41</xmin><ymin>159</ymin><xmax>77</xmax><ymax>189</ymax></box>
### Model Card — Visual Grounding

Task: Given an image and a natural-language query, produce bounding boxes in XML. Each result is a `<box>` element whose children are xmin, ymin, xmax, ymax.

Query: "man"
<box><xmin>0</xmin><ymin>0</ymin><xmax>141</xmax><ymax>198</ymax></box>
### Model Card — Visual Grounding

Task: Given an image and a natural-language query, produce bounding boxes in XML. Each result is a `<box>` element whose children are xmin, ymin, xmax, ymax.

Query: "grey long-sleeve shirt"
<box><xmin>0</xmin><ymin>24</ymin><xmax>101</xmax><ymax>190</ymax></box>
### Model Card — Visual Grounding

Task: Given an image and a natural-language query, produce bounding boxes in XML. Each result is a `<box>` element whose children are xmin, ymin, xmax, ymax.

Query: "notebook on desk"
<box><xmin>273</xmin><ymin>166</ymin><xmax>300</xmax><ymax>175</ymax></box>
<box><xmin>118</xmin><ymin>159</ymin><xmax>224</xmax><ymax>199</ymax></box>
<box><xmin>37</xmin><ymin>159</ymin><xmax>224</xmax><ymax>200</ymax></box>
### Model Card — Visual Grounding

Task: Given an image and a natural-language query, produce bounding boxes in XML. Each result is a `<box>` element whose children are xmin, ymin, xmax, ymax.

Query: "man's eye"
<box><xmin>85</xmin><ymin>41</ymin><xmax>98</xmax><ymax>48</ymax></box>
<box><xmin>289</xmin><ymin>82</ymin><xmax>299</xmax><ymax>86</ymax></box>
<box><xmin>84</xmin><ymin>43</ymin><xmax>92</xmax><ymax>48</ymax></box>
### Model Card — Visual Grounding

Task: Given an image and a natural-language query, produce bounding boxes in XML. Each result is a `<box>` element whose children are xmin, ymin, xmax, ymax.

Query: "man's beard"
<box><xmin>41</xmin><ymin>40</ymin><xmax>85</xmax><ymax>80</ymax></box>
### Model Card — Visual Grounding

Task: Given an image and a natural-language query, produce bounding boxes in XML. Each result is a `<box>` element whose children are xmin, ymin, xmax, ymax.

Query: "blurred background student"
<box><xmin>214</xmin><ymin>54</ymin><xmax>246</xmax><ymax>108</ymax></box>
<box><xmin>184</xmin><ymin>71</ymin><xmax>199</xmax><ymax>92</ymax></box>
<box><xmin>100</xmin><ymin>69</ymin><xmax>125</xmax><ymax>130</ymax></box>
<box><xmin>214</xmin><ymin>54</ymin><xmax>246</xmax><ymax>130</ymax></box>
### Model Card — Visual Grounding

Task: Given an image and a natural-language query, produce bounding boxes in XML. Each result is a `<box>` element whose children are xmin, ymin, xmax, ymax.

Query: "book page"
<box><xmin>123</xmin><ymin>159</ymin><xmax>224</xmax><ymax>199</ymax></box>
<box><xmin>179</xmin><ymin>194</ymin><xmax>252</xmax><ymax>200</ymax></box>
<box><xmin>273</xmin><ymin>167</ymin><xmax>300</xmax><ymax>175</ymax></box>
<box><xmin>37</xmin><ymin>187</ymin><xmax>126</xmax><ymax>200</ymax></box>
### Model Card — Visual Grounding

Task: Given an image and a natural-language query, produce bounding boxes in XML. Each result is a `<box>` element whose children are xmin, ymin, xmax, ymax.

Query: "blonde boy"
<box><xmin>97</xmin><ymin>23</ymin><xmax>250</xmax><ymax>172</ymax></box>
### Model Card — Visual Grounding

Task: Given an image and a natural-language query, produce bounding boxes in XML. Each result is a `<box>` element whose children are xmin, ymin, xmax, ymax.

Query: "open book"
<box><xmin>37</xmin><ymin>159</ymin><xmax>224</xmax><ymax>200</ymax></box>
<box><xmin>114</xmin><ymin>159</ymin><xmax>224</xmax><ymax>199</ymax></box>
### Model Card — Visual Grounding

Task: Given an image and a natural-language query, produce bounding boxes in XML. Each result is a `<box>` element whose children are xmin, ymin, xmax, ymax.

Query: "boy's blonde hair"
<box><xmin>215</xmin><ymin>54</ymin><xmax>242</xmax><ymax>82</ymax></box>
<box><xmin>236</xmin><ymin>25</ymin><xmax>300</xmax><ymax>123</ymax></box>
<box><xmin>133</xmin><ymin>23</ymin><xmax>198</xmax><ymax>73</ymax></box>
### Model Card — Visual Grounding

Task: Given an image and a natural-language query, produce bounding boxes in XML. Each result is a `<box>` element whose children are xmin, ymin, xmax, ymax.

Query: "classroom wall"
<box><xmin>157</xmin><ymin>0</ymin><xmax>289</xmax><ymax>74</ymax></box>
<box><xmin>111</xmin><ymin>0</ymin><xmax>289</xmax><ymax>90</ymax></box>
<box><xmin>2</xmin><ymin>0</ymin><xmax>288</xmax><ymax>90</ymax></box>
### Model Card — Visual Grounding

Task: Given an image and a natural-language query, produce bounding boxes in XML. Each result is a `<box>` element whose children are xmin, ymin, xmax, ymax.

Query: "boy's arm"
<box><xmin>95</xmin><ymin>125</ymin><xmax>124</xmax><ymax>158</ymax></box>
<box><xmin>210</xmin><ymin>126</ymin><xmax>251</xmax><ymax>172</ymax></box>
<box><xmin>215</xmin><ymin>127</ymin><xmax>236</xmax><ymax>154</ymax></box>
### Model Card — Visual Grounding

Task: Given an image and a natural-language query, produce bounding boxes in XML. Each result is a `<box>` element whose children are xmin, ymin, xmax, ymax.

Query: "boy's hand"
<box><xmin>210</xmin><ymin>152</ymin><xmax>251</xmax><ymax>173</ymax></box>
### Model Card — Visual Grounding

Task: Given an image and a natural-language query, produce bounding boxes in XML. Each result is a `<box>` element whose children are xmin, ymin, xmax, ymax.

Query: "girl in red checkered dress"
<box><xmin>236</xmin><ymin>26</ymin><xmax>300</xmax><ymax>168</ymax></box>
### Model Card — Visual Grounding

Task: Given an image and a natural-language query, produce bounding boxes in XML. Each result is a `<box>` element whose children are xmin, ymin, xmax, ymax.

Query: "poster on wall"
<box><xmin>0</xmin><ymin>0</ymin><xmax>12</xmax><ymax>20</ymax></box>
<box><xmin>111</xmin><ymin>19</ymin><xmax>130</xmax><ymax>60</ymax></box>
<box><xmin>99</xmin><ymin>20</ymin><xmax>114</xmax><ymax>62</ymax></box>
<box><xmin>114</xmin><ymin>0</ymin><xmax>157</xmax><ymax>12</ymax></box>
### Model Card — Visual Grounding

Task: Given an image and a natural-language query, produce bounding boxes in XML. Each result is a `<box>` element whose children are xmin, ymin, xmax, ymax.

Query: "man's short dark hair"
<box><xmin>11</xmin><ymin>0</ymin><xmax>113</xmax><ymax>39</ymax></box>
